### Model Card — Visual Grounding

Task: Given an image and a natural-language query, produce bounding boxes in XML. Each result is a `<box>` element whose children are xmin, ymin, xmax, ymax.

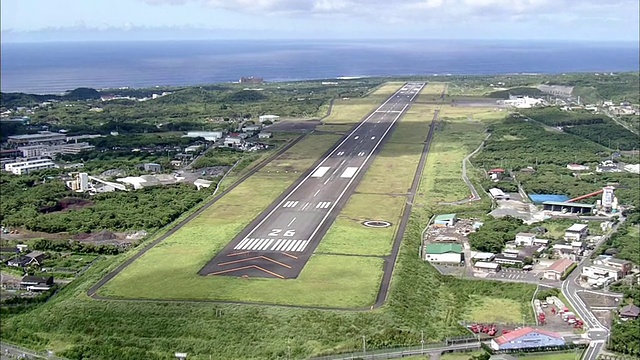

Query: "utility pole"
<box><xmin>421</xmin><ymin>330</ymin><xmax>425</xmax><ymax>354</ymax></box>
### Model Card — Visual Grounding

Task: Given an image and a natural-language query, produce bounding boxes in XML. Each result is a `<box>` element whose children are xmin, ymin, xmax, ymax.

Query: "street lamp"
<box><xmin>362</xmin><ymin>335</ymin><xmax>366</xmax><ymax>357</ymax></box>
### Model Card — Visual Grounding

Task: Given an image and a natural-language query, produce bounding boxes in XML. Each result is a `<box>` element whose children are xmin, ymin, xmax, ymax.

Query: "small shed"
<box><xmin>144</xmin><ymin>163</ymin><xmax>162</xmax><ymax>172</ymax></box>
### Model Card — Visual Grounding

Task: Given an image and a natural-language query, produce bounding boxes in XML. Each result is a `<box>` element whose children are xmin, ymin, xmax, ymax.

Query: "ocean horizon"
<box><xmin>1</xmin><ymin>39</ymin><xmax>639</xmax><ymax>94</ymax></box>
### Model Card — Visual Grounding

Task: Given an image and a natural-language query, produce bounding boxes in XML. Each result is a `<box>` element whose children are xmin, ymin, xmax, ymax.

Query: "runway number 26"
<box><xmin>269</xmin><ymin>229</ymin><xmax>296</xmax><ymax>237</ymax></box>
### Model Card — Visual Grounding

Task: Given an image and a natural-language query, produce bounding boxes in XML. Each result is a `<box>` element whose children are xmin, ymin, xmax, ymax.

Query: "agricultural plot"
<box><xmin>462</xmin><ymin>296</ymin><xmax>527</xmax><ymax>324</ymax></box>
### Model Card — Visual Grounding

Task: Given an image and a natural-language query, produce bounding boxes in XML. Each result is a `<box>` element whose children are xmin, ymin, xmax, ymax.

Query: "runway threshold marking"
<box><xmin>340</xmin><ymin>167</ymin><xmax>359</xmax><ymax>178</ymax></box>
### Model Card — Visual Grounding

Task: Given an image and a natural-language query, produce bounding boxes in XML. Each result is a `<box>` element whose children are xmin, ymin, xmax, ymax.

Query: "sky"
<box><xmin>1</xmin><ymin>0</ymin><xmax>639</xmax><ymax>42</ymax></box>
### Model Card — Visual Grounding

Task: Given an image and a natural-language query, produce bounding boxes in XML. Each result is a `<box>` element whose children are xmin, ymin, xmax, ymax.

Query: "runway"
<box><xmin>199</xmin><ymin>83</ymin><xmax>425</xmax><ymax>278</ymax></box>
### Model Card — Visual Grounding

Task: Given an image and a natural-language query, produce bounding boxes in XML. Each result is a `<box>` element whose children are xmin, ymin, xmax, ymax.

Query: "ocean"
<box><xmin>1</xmin><ymin>39</ymin><xmax>638</xmax><ymax>94</ymax></box>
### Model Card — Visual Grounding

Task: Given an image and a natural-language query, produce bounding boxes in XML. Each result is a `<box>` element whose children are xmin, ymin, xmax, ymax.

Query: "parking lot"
<box><xmin>474</xmin><ymin>267</ymin><xmax>543</xmax><ymax>283</ymax></box>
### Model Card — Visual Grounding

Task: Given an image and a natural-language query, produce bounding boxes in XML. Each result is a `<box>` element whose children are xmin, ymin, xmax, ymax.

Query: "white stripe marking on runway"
<box><xmin>259</xmin><ymin>239</ymin><xmax>274</xmax><ymax>250</ymax></box>
<box><xmin>234</xmin><ymin>238</ymin><xmax>250</xmax><ymax>249</ymax></box>
<box><xmin>311</xmin><ymin>166</ymin><xmax>331</xmax><ymax>178</ymax></box>
<box><xmin>288</xmin><ymin>217</ymin><xmax>296</xmax><ymax>227</ymax></box>
<box><xmin>275</xmin><ymin>240</ymin><xmax>289</xmax><ymax>251</ymax></box>
<box><xmin>284</xmin><ymin>241</ymin><xmax>296</xmax><ymax>252</ymax></box>
<box><xmin>314</xmin><ymin>189</ymin><xmax>321</xmax><ymax>197</ymax></box>
<box><xmin>271</xmin><ymin>239</ymin><xmax>283</xmax><ymax>251</ymax></box>
<box><xmin>252</xmin><ymin>239</ymin><xmax>267</xmax><ymax>249</ymax></box>
<box><xmin>290</xmin><ymin>240</ymin><xmax>303</xmax><ymax>252</ymax></box>
<box><xmin>340</xmin><ymin>167</ymin><xmax>359</xmax><ymax>178</ymax></box>
<box><xmin>298</xmin><ymin>240</ymin><xmax>310</xmax><ymax>252</ymax></box>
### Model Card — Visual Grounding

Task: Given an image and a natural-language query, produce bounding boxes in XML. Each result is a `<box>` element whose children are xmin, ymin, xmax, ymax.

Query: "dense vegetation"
<box><xmin>472</xmin><ymin>116</ymin><xmax>640</xmax><ymax>207</ymax></box>
<box><xmin>520</xmin><ymin>108</ymin><xmax>607</xmax><ymax>127</ymax></box>
<box><xmin>468</xmin><ymin>216</ymin><xmax>527</xmax><ymax>253</ymax></box>
<box><xmin>0</xmin><ymin>173</ymin><xmax>212</xmax><ymax>234</ymax></box>
<box><xmin>562</xmin><ymin>123</ymin><xmax>639</xmax><ymax>151</ymax></box>
<box><xmin>0</xmin><ymin>87</ymin><xmax>100</xmax><ymax>108</ymax></box>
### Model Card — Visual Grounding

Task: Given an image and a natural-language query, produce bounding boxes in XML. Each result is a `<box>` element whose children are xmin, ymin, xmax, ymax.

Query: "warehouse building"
<box><xmin>489</xmin><ymin>188</ymin><xmax>510</xmax><ymax>200</ymax></box>
<box><xmin>433</xmin><ymin>214</ymin><xmax>457</xmax><ymax>227</ymax></box>
<box><xmin>474</xmin><ymin>261</ymin><xmax>501</xmax><ymax>273</ymax></box>
<box><xmin>543</xmin><ymin>201</ymin><xmax>595</xmax><ymax>214</ymax></box>
<box><xmin>543</xmin><ymin>259</ymin><xmax>575</xmax><ymax>280</ymax></box>
<box><xmin>7</xmin><ymin>131</ymin><xmax>66</xmax><ymax>146</ymax></box>
<box><xmin>491</xmin><ymin>327</ymin><xmax>565</xmax><ymax>351</ymax></box>
<box><xmin>259</xmin><ymin>115</ymin><xmax>280</xmax><ymax>123</ymax></box>
<box><xmin>424</xmin><ymin>243</ymin><xmax>463</xmax><ymax>264</ymax></box>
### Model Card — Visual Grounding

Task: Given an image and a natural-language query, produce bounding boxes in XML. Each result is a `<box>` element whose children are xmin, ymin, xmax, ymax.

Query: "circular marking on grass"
<box><xmin>362</xmin><ymin>220</ymin><xmax>392</xmax><ymax>228</ymax></box>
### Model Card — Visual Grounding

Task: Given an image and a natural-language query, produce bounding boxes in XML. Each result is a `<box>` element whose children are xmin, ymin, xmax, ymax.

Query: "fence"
<box><xmin>310</xmin><ymin>337</ymin><xmax>481</xmax><ymax>360</ymax></box>
<box><xmin>1</xmin><ymin>341</ymin><xmax>69</xmax><ymax>360</ymax></box>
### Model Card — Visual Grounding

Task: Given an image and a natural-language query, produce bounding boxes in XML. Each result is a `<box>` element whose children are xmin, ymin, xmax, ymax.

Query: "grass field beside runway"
<box><xmin>315</xmin><ymin>194</ymin><xmax>405</xmax><ymax>256</ymax></box>
<box><xmin>322</xmin><ymin>82</ymin><xmax>404</xmax><ymax>125</ymax></box>
<box><xmin>99</xmin><ymin>91</ymin><xmax>404</xmax><ymax>307</ymax></box>
<box><xmin>415</xmin><ymin>104</ymin><xmax>503</xmax><ymax>208</ymax></box>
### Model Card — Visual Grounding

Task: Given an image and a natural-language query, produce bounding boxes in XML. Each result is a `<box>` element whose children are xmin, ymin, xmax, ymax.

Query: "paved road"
<box><xmin>561</xmin><ymin>216</ymin><xmax>625</xmax><ymax>360</ymax></box>
<box><xmin>200</xmin><ymin>83</ymin><xmax>426</xmax><ymax>278</ymax></box>
<box><xmin>311</xmin><ymin>341</ymin><xmax>482</xmax><ymax>360</ymax></box>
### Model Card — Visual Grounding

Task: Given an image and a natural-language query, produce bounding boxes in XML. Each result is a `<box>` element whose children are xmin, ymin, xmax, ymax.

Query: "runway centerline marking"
<box><xmin>313</xmin><ymin>189</ymin><xmax>321</xmax><ymax>197</ymax></box>
<box><xmin>287</xmin><ymin>217</ymin><xmax>297</xmax><ymax>227</ymax></box>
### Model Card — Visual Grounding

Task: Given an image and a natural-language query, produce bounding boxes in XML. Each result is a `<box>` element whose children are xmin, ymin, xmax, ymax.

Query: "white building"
<box><xmin>489</xmin><ymin>188</ymin><xmax>510</xmax><ymax>200</ymax></box>
<box><xmin>4</xmin><ymin>158</ymin><xmax>57</xmax><ymax>175</ymax></box>
<box><xmin>515</xmin><ymin>233</ymin><xmax>536</xmax><ymax>246</ymax></box>
<box><xmin>184</xmin><ymin>131</ymin><xmax>225</xmax><ymax>142</ymax></box>
<box><xmin>223</xmin><ymin>136</ymin><xmax>244</xmax><ymax>148</ymax></box>
<box><xmin>242</xmin><ymin>125</ymin><xmax>262</xmax><ymax>133</ymax></box>
<box><xmin>499</xmin><ymin>95</ymin><xmax>545</xmax><ymax>109</ymax></box>
<box><xmin>259</xmin><ymin>115</ymin><xmax>280</xmax><ymax>123</ymax></box>
<box><xmin>258</xmin><ymin>132</ymin><xmax>272</xmax><ymax>139</ymax></box>
<box><xmin>582</xmin><ymin>265</ymin><xmax>621</xmax><ymax>282</ymax></box>
<box><xmin>564</xmin><ymin>224</ymin><xmax>589</xmax><ymax>241</ymax></box>
<box><xmin>566</xmin><ymin>164</ymin><xmax>590</xmax><ymax>171</ymax></box>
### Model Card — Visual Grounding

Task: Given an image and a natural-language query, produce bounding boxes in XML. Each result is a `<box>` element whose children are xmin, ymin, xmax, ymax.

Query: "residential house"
<box><xmin>582</xmin><ymin>265</ymin><xmax>622</xmax><ymax>283</ymax></box>
<box><xmin>594</xmin><ymin>257</ymin><xmax>633</xmax><ymax>276</ymax></box>
<box><xmin>564</xmin><ymin>224</ymin><xmax>589</xmax><ymax>241</ymax></box>
<box><xmin>143</xmin><ymin>163</ymin><xmax>162</xmax><ymax>172</ymax></box>
<box><xmin>619</xmin><ymin>304</ymin><xmax>640</xmax><ymax>320</ymax></box>
<box><xmin>7</xmin><ymin>251</ymin><xmax>46</xmax><ymax>267</ymax></box>
<box><xmin>490</xmin><ymin>327</ymin><xmax>565</xmax><ymax>350</ymax></box>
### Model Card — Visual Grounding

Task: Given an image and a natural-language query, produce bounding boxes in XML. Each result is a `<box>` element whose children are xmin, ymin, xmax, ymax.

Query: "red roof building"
<box><xmin>491</xmin><ymin>327</ymin><xmax>564</xmax><ymax>350</ymax></box>
<box><xmin>488</xmin><ymin>168</ymin><xmax>506</xmax><ymax>173</ymax></box>
<box><xmin>543</xmin><ymin>259</ymin><xmax>575</xmax><ymax>280</ymax></box>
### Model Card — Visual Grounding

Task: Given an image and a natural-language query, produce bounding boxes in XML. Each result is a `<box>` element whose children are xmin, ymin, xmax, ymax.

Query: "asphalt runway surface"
<box><xmin>200</xmin><ymin>83</ymin><xmax>426</xmax><ymax>278</ymax></box>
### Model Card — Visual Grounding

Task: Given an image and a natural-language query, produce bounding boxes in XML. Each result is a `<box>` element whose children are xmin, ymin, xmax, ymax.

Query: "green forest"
<box><xmin>0</xmin><ymin>173</ymin><xmax>212</xmax><ymax>234</ymax></box>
